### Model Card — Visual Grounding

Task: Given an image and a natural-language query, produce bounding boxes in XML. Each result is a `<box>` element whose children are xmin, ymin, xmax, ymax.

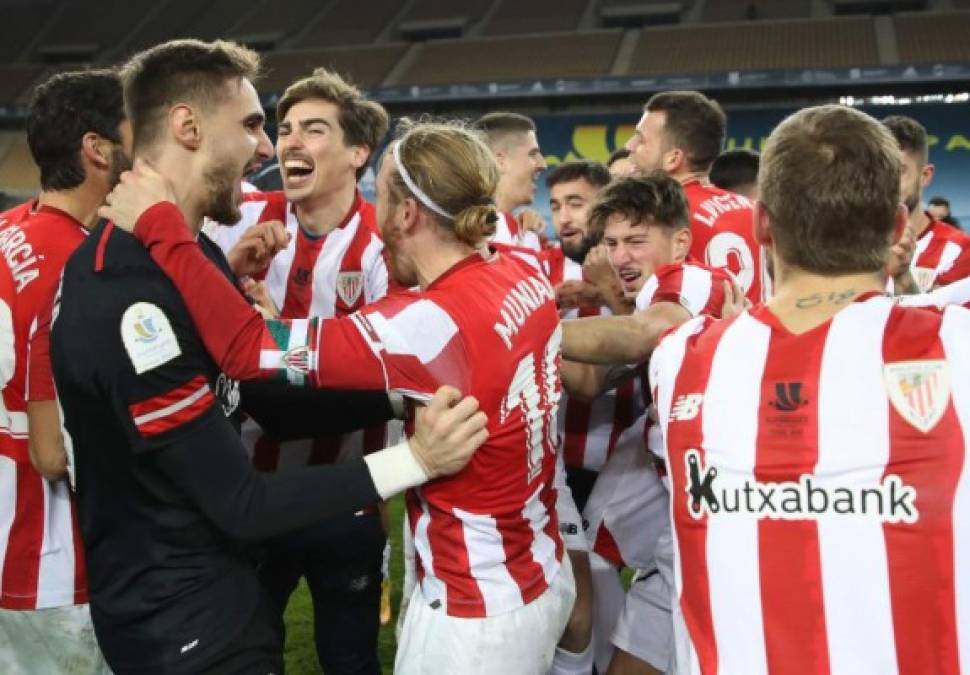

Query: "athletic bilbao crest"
<box><xmin>336</xmin><ymin>271</ymin><xmax>363</xmax><ymax>306</ymax></box>
<box><xmin>911</xmin><ymin>266</ymin><xmax>936</xmax><ymax>293</ymax></box>
<box><xmin>883</xmin><ymin>360</ymin><xmax>950</xmax><ymax>433</ymax></box>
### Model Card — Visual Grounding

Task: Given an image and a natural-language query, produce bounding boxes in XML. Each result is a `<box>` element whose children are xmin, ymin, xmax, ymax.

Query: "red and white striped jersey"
<box><xmin>683</xmin><ymin>180</ymin><xmax>766</xmax><ymax>304</ymax></box>
<box><xmin>206</xmin><ymin>190</ymin><xmax>391</xmax><ymax>470</ymax></box>
<box><xmin>586</xmin><ymin>259</ymin><xmax>729</xmax><ymax>568</ymax></box>
<box><xmin>545</xmin><ymin>247</ymin><xmax>647</xmax><ymax>473</ymax></box>
<box><xmin>492</xmin><ymin>211</ymin><xmax>541</xmax><ymax>252</ymax></box>
<box><xmin>0</xmin><ymin>201</ymin><xmax>88</xmax><ymax>610</ymax></box>
<box><xmin>651</xmin><ymin>294</ymin><xmax>970</xmax><ymax>675</ymax></box>
<box><xmin>899</xmin><ymin>276</ymin><xmax>970</xmax><ymax>310</ymax></box>
<box><xmin>910</xmin><ymin>216</ymin><xmax>970</xmax><ymax>291</ymax></box>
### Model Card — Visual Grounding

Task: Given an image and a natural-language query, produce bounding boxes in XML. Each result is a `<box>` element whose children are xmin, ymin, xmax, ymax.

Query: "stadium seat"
<box><xmin>38</xmin><ymin>0</ymin><xmax>149</xmax><ymax>60</ymax></box>
<box><xmin>702</xmin><ymin>0</ymin><xmax>812</xmax><ymax>22</ymax></box>
<box><xmin>0</xmin><ymin>0</ymin><xmax>58</xmax><ymax>62</ymax></box>
<box><xmin>481</xmin><ymin>0</ymin><xmax>587</xmax><ymax>35</ymax></box>
<box><xmin>398</xmin><ymin>30</ymin><xmax>624</xmax><ymax>85</ymax></box>
<box><xmin>260</xmin><ymin>45</ymin><xmax>409</xmax><ymax>93</ymax></box>
<box><xmin>894</xmin><ymin>10</ymin><xmax>970</xmax><ymax>64</ymax></box>
<box><xmin>627</xmin><ymin>17</ymin><xmax>879</xmax><ymax>74</ymax></box>
<box><xmin>291</xmin><ymin>0</ymin><xmax>401</xmax><ymax>48</ymax></box>
<box><xmin>0</xmin><ymin>133</ymin><xmax>39</xmax><ymax>195</ymax></box>
<box><xmin>0</xmin><ymin>65</ymin><xmax>47</xmax><ymax>104</ymax></box>
<box><xmin>227</xmin><ymin>0</ymin><xmax>327</xmax><ymax>49</ymax></box>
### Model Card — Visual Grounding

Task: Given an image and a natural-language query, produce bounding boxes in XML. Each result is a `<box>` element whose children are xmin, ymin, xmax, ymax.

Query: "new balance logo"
<box><xmin>683</xmin><ymin>449</ymin><xmax>919</xmax><ymax>524</ymax></box>
<box><xmin>769</xmin><ymin>382</ymin><xmax>808</xmax><ymax>412</ymax></box>
<box><xmin>670</xmin><ymin>394</ymin><xmax>704</xmax><ymax>421</ymax></box>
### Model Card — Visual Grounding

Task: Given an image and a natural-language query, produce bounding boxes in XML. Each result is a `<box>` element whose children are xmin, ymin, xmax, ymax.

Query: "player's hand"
<box><xmin>519</xmin><ymin>208</ymin><xmax>546</xmax><ymax>234</ymax></box>
<box><xmin>720</xmin><ymin>278</ymin><xmax>749</xmax><ymax>319</ymax></box>
<box><xmin>98</xmin><ymin>158</ymin><xmax>177</xmax><ymax>232</ymax></box>
<box><xmin>556</xmin><ymin>279</ymin><xmax>603</xmax><ymax>311</ymax></box>
<box><xmin>227</xmin><ymin>220</ymin><xmax>291</xmax><ymax>277</ymax></box>
<box><xmin>408</xmin><ymin>386</ymin><xmax>488</xmax><ymax>479</ymax></box>
<box><xmin>582</xmin><ymin>244</ymin><xmax>616</xmax><ymax>289</ymax></box>
<box><xmin>241</xmin><ymin>278</ymin><xmax>279</xmax><ymax>319</ymax></box>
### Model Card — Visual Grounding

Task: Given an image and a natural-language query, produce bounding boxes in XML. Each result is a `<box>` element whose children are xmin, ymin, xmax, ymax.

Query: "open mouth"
<box><xmin>617</xmin><ymin>268</ymin><xmax>642</xmax><ymax>290</ymax></box>
<box><xmin>559</xmin><ymin>227</ymin><xmax>582</xmax><ymax>243</ymax></box>
<box><xmin>283</xmin><ymin>157</ymin><xmax>315</xmax><ymax>188</ymax></box>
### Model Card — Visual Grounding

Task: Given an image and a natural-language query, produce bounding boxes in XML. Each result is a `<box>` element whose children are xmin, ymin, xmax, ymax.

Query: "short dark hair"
<box><xmin>928</xmin><ymin>195</ymin><xmax>950</xmax><ymax>208</ymax></box>
<box><xmin>607</xmin><ymin>148</ymin><xmax>631</xmax><ymax>168</ymax></box>
<box><xmin>121</xmin><ymin>39</ymin><xmax>260</xmax><ymax>152</ymax></box>
<box><xmin>710</xmin><ymin>148</ymin><xmax>760</xmax><ymax>193</ymax></box>
<box><xmin>881</xmin><ymin>115</ymin><xmax>928</xmax><ymax>164</ymax></box>
<box><xmin>277</xmin><ymin>68</ymin><xmax>389</xmax><ymax>181</ymax></box>
<box><xmin>645</xmin><ymin>91</ymin><xmax>726</xmax><ymax>172</ymax></box>
<box><xmin>589</xmin><ymin>171</ymin><xmax>689</xmax><ymax>234</ymax></box>
<box><xmin>472</xmin><ymin>112</ymin><xmax>536</xmax><ymax>148</ymax></box>
<box><xmin>545</xmin><ymin>160</ymin><xmax>610</xmax><ymax>190</ymax></box>
<box><xmin>761</xmin><ymin>105</ymin><xmax>900</xmax><ymax>275</ymax></box>
<box><xmin>26</xmin><ymin>69</ymin><xmax>125</xmax><ymax>191</ymax></box>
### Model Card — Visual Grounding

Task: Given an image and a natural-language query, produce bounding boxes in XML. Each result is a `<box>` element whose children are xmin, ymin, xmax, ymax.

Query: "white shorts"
<box><xmin>611</xmin><ymin>567</ymin><xmax>673</xmax><ymax>671</ymax></box>
<box><xmin>395</xmin><ymin>555</ymin><xmax>576</xmax><ymax>675</ymax></box>
<box><xmin>554</xmin><ymin>450</ymin><xmax>588</xmax><ymax>552</ymax></box>
<box><xmin>0</xmin><ymin>603</ymin><xmax>109</xmax><ymax>674</ymax></box>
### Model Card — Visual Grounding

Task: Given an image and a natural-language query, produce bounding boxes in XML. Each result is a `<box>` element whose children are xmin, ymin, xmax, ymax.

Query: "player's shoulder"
<box><xmin>0</xmin><ymin>199</ymin><xmax>34</xmax><ymax>226</ymax></box>
<box><xmin>492</xmin><ymin>242</ymin><xmax>545</xmax><ymax>276</ymax></box>
<box><xmin>931</xmin><ymin>218</ymin><xmax>970</xmax><ymax>246</ymax></box>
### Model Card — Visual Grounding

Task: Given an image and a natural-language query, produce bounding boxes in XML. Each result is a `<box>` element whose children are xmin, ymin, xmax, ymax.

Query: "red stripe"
<box><xmin>592</xmin><ymin>521</ymin><xmax>623</xmax><ymax>568</ymax></box>
<box><xmin>605</xmin><ymin>378</ymin><xmax>636</xmax><ymax>460</ymax></box>
<box><xmin>128</xmin><ymin>375</ymin><xmax>214</xmax><ymax>437</ymax></box>
<box><xmin>279</xmin><ymin>229</ymin><xmax>323</xmax><ymax>319</ymax></box>
<box><xmin>882</xmin><ymin>305</ymin><xmax>962</xmax><ymax>674</ymax></box>
<box><xmin>1</xmin><ymin>469</ymin><xmax>43</xmax><ymax>609</ymax></box>
<box><xmin>71</xmin><ymin>495</ymin><xmax>88</xmax><ymax>604</ymax></box>
<box><xmin>405</xmin><ymin>490</ymin><xmax>426</xmax><ymax>586</ymax></box>
<box><xmin>93</xmin><ymin>222</ymin><xmax>114</xmax><ymax>272</ymax></box>
<box><xmin>426</xmin><ymin>499</ymin><xmax>485</xmax><ymax>617</ymax></box>
<box><xmin>562</xmin><ymin>397</ymin><xmax>593</xmax><ymax>469</ymax></box>
<box><xmin>664</xmin><ymin>316</ymin><xmax>726</xmax><ymax>673</ymax></box>
<box><xmin>754</xmin><ymin>323</ymin><xmax>831</xmax><ymax>674</ymax></box>
<box><xmin>335</xmin><ymin>210</ymin><xmax>373</xmax><ymax>316</ymax></box>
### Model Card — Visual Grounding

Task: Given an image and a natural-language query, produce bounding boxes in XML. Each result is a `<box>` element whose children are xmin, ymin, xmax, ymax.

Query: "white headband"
<box><xmin>392</xmin><ymin>141</ymin><xmax>454</xmax><ymax>221</ymax></box>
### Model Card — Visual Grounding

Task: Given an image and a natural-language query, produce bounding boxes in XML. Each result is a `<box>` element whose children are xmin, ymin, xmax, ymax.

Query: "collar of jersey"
<box><xmin>425</xmin><ymin>251</ymin><xmax>487</xmax><ymax>291</ymax></box>
<box><xmin>293</xmin><ymin>189</ymin><xmax>362</xmax><ymax>241</ymax></box>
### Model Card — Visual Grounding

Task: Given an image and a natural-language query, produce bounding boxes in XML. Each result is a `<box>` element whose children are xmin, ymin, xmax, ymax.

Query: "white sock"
<box><xmin>550</xmin><ymin>642</ymin><xmax>594</xmax><ymax>675</ymax></box>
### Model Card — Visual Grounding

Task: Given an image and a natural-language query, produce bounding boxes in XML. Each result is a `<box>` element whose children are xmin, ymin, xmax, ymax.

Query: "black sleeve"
<box><xmin>150</xmin><ymin>416</ymin><xmax>381</xmax><ymax>542</ymax></box>
<box><xmin>240</xmin><ymin>380</ymin><xmax>394</xmax><ymax>440</ymax></box>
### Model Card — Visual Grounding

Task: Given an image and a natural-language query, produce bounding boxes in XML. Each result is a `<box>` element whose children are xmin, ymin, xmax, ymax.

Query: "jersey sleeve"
<box><xmin>649</xmin><ymin>265</ymin><xmax>727</xmax><ymax>318</ymax></box>
<box><xmin>26</xmin><ymin>287</ymin><xmax>55</xmax><ymax>402</ymax></box>
<box><xmin>97</xmin><ymin>283</ymin><xmax>228</xmax><ymax>453</ymax></box>
<box><xmin>934</xmin><ymin>243</ymin><xmax>970</xmax><ymax>287</ymax></box>
<box><xmin>130</xmin><ymin>202</ymin><xmax>467</xmax><ymax>401</ymax></box>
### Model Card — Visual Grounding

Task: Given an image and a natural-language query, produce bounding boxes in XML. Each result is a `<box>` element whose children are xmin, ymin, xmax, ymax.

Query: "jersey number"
<box><xmin>500</xmin><ymin>326</ymin><xmax>562</xmax><ymax>483</ymax></box>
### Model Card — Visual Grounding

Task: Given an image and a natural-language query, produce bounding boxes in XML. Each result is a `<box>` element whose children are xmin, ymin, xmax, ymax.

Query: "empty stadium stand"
<box><xmin>291</xmin><ymin>0</ymin><xmax>401</xmax><ymax>48</ymax></box>
<box><xmin>397</xmin><ymin>30</ymin><xmax>624</xmax><ymax>85</ymax></box>
<box><xmin>0</xmin><ymin>133</ymin><xmax>38</xmax><ymax>194</ymax></box>
<box><xmin>0</xmin><ymin>0</ymin><xmax>59</xmax><ymax>62</ymax></box>
<box><xmin>627</xmin><ymin>16</ymin><xmax>880</xmax><ymax>75</ymax></box>
<box><xmin>703</xmin><ymin>0</ymin><xmax>812</xmax><ymax>22</ymax></box>
<box><xmin>482</xmin><ymin>0</ymin><xmax>587</xmax><ymax>35</ymax></box>
<box><xmin>260</xmin><ymin>44</ymin><xmax>408</xmax><ymax>92</ymax></box>
<box><xmin>894</xmin><ymin>10</ymin><xmax>970</xmax><ymax>64</ymax></box>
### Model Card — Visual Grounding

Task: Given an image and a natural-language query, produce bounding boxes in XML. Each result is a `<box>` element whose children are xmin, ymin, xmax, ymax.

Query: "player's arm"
<box><xmin>561</xmin><ymin>359</ymin><xmax>639</xmax><ymax>401</ymax></box>
<box><xmin>26</xmin><ymin>287</ymin><xmax>68</xmax><ymax>481</ymax></box>
<box><xmin>240</xmin><ymin>380</ymin><xmax>397</xmax><ymax>440</ymax></box>
<box><xmin>148</xmin><ymin>385</ymin><xmax>484</xmax><ymax>542</ymax></box>
<box><xmin>561</xmin><ymin>302</ymin><xmax>690</xmax><ymax>365</ymax></box>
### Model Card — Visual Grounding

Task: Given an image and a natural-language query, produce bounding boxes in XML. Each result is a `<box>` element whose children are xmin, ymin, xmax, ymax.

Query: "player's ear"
<box><xmin>170</xmin><ymin>104</ymin><xmax>201</xmax><ymax>151</ymax></box>
<box><xmin>663</xmin><ymin>147</ymin><xmax>685</xmax><ymax>175</ymax></box>
<box><xmin>350</xmin><ymin>145</ymin><xmax>369</xmax><ymax>173</ymax></box>
<box><xmin>921</xmin><ymin>162</ymin><xmax>935</xmax><ymax>189</ymax></box>
<box><xmin>753</xmin><ymin>200</ymin><xmax>772</xmax><ymax>247</ymax></box>
<box><xmin>673</xmin><ymin>225</ymin><xmax>691</xmax><ymax>259</ymax></box>
<box><xmin>80</xmin><ymin>131</ymin><xmax>110</xmax><ymax>170</ymax></box>
<box><xmin>400</xmin><ymin>196</ymin><xmax>421</xmax><ymax>234</ymax></box>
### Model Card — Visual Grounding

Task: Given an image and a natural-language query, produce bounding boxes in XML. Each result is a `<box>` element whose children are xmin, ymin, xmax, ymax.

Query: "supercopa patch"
<box><xmin>121</xmin><ymin>302</ymin><xmax>181</xmax><ymax>374</ymax></box>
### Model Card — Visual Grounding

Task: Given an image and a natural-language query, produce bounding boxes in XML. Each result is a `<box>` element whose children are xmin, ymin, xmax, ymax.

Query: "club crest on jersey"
<box><xmin>121</xmin><ymin>302</ymin><xmax>181</xmax><ymax>374</ymax></box>
<box><xmin>911</xmin><ymin>266</ymin><xmax>936</xmax><ymax>293</ymax></box>
<box><xmin>336</xmin><ymin>271</ymin><xmax>363</xmax><ymax>306</ymax></box>
<box><xmin>883</xmin><ymin>359</ymin><xmax>950</xmax><ymax>433</ymax></box>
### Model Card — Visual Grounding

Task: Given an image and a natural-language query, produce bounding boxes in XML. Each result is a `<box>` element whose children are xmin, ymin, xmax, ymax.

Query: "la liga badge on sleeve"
<box><xmin>121</xmin><ymin>302</ymin><xmax>182</xmax><ymax>374</ymax></box>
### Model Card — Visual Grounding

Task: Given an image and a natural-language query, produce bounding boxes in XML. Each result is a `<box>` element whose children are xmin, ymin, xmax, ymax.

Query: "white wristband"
<box><xmin>364</xmin><ymin>440</ymin><xmax>429</xmax><ymax>500</ymax></box>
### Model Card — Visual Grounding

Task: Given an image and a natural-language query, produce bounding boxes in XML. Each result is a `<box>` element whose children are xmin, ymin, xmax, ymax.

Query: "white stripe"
<box><xmin>679</xmin><ymin>265</ymin><xmax>714</xmax><ymax>318</ymax></box>
<box><xmin>635</xmin><ymin>274</ymin><xmax>660</xmax><ymax>312</ymax></box>
<box><xmin>365</xmin><ymin>300</ymin><xmax>459</xmax><ymax>364</ymax></box>
<box><xmin>309</xmin><ymin>218</ymin><xmax>356</xmax><ymax>319</ymax></box>
<box><xmin>936</xmin><ymin>240</ymin><xmax>962</xmax><ymax>279</ymax></box>
<box><xmin>702</xmin><ymin>313</ymin><xmax>770</xmax><ymax>675</ymax></box>
<box><xmin>265</xmin><ymin>208</ymin><xmax>300</xmax><ymax>312</ymax></box>
<box><xmin>413</xmin><ymin>492</ymin><xmax>447</xmax><ymax>607</ymax></box>
<box><xmin>36</xmin><ymin>478</ymin><xmax>78</xmax><ymax>608</ymax></box>
<box><xmin>816</xmin><ymin>299</ymin><xmax>898</xmax><ymax>674</ymax></box>
<box><xmin>453</xmin><ymin>505</ymin><xmax>523</xmax><ymax>615</ymax></box>
<box><xmin>286</xmin><ymin>318</ymin><xmax>308</xmax><ymax>353</ymax></box>
<box><xmin>940</xmin><ymin>306</ymin><xmax>970</xmax><ymax>673</ymax></box>
<box><xmin>0</xmin><ymin>455</ymin><xmax>15</xmax><ymax>601</ymax></box>
<box><xmin>523</xmin><ymin>484</ymin><xmax>560</xmax><ymax>585</ymax></box>
<box><xmin>648</xmin><ymin>315</ymin><xmax>705</xmax><ymax>671</ymax></box>
<box><xmin>491</xmin><ymin>213</ymin><xmax>514</xmax><ymax>246</ymax></box>
<box><xmin>132</xmin><ymin>383</ymin><xmax>210</xmax><ymax>427</ymax></box>
<box><xmin>912</xmin><ymin>227</ymin><xmax>934</xmax><ymax>266</ymax></box>
<box><xmin>361</xmin><ymin>232</ymin><xmax>389</xmax><ymax>306</ymax></box>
